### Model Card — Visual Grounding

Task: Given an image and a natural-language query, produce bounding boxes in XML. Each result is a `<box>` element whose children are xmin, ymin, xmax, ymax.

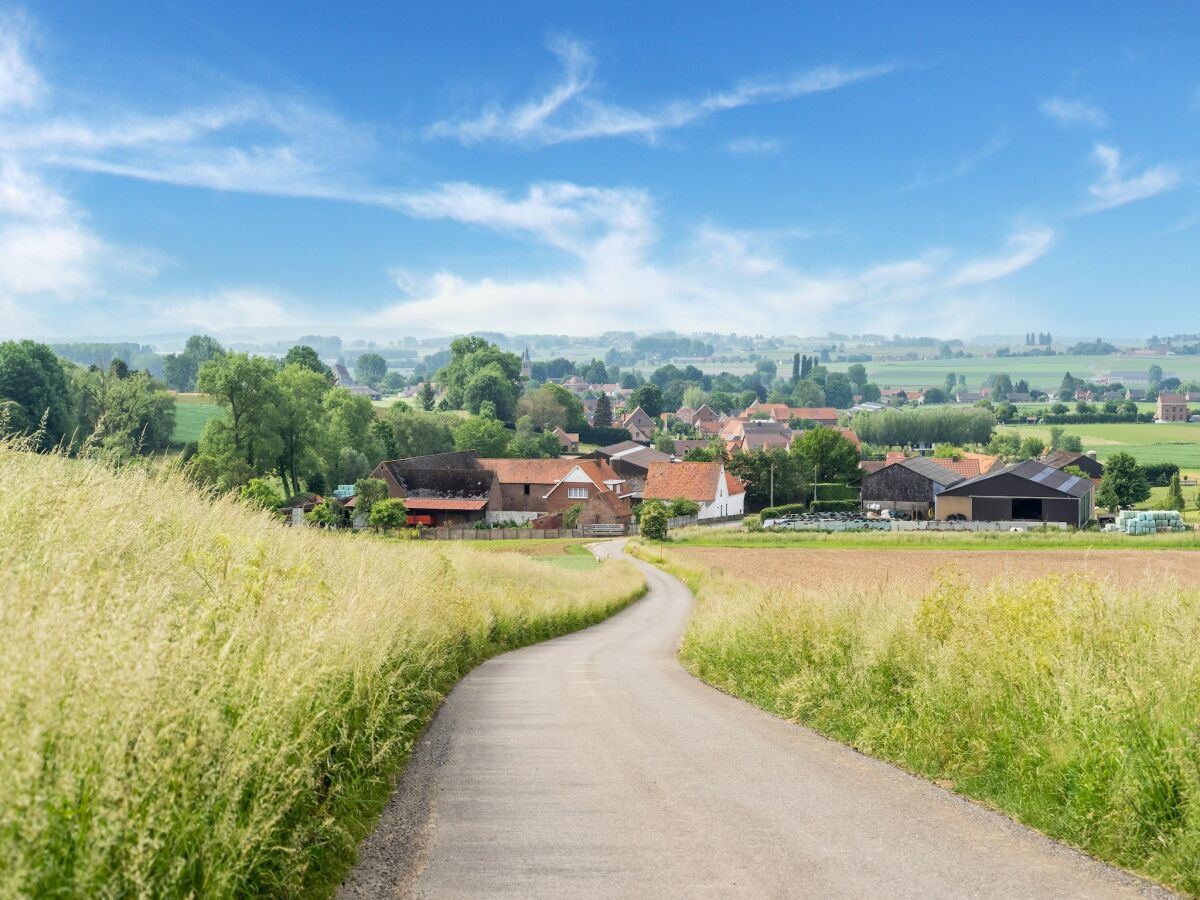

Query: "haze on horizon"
<box><xmin>0</xmin><ymin>2</ymin><xmax>1196</xmax><ymax>341</ymax></box>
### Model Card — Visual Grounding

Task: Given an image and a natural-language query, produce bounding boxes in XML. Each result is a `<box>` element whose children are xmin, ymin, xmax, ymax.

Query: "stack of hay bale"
<box><xmin>1105</xmin><ymin>509</ymin><xmax>1188</xmax><ymax>534</ymax></box>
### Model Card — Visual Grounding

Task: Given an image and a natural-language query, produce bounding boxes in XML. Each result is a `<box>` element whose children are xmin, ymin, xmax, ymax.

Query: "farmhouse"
<box><xmin>1041</xmin><ymin>449</ymin><xmax>1104</xmax><ymax>479</ymax></box>
<box><xmin>476</xmin><ymin>457</ymin><xmax>627</xmax><ymax>522</ymax></box>
<box><xmin>552</xmin><ymin>426</ymin><xmax>580</xmax><ymax>453</ymax></box>
<box><xmin>934</xmin><ymin>460</ymin><xmax>1095</xmax><ymax>526</ymax></box>
<box><xmin>859</xmin><ymin>456</ymin><xmax>965</xmax><ymax>519</ymax></box>
<box><xmin>621</xmin><ymin>406</ymin><xmax>656</xmax><ymax>443</ymax></box>
<box><xmin>643</xmin><ymin>461</ymin><xmax>746</xmax><ymax>520</ymax></box>
<box><xmin>591</xmin><ymin>441</ymin><xmax>672</xmax><ymax>495</ymax></box>
<box><xmin>1156</xmin><ymin>393</ymin><xmax>1190</xmax><ymax>423</ymax></box>
<box><xmin>369</xmin><ymin>451</ymin><xmax>498</xmax><ymax>527</ymax></box>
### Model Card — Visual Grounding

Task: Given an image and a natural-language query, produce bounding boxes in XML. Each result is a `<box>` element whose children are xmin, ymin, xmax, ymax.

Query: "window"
<box><xmin>523</xmin><ymin>484</ymin><xmax>530</xmax><ymax>495</ymax></box>
<box><xmin>567</xmin><ymin>487</ymin><xmax>588</xmax><ymax>499</ymax></box>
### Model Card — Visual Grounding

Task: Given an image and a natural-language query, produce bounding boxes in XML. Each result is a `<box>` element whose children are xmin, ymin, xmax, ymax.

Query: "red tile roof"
<box><xmin>644</xmin><ymin>462</ymin><xmax>745</xmax><ymax>502</ymax></box>
<box><xmin>476</xmin><ymin>457</ymin><xmax>621</xmax><ymax>487</ymax></box>
<box><xmin>925</xmin><ymin>457</ymin><xmax>982</xmax><ymax>479</ymax></box>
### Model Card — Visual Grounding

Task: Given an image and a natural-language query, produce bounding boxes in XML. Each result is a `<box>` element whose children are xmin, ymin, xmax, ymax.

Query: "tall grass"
<box><xmin>670</xmin><ymin>527</ymin><xmax>1200</xmax><ymax>551</ymax></box>
<box><xmin>653</xmin><ymin>547</ymin><xmax>1200</xmax><ymax>894</ymax></box>
<box><xmin>0</xmin><ymin>445</ymin><xmax>643</xmax><ymax>897</ymax></box>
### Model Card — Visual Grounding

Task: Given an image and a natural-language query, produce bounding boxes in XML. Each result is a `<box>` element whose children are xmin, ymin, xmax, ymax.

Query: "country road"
<box><xmin>340</xmin><ymin>541</ymin><xmax>1172</xmax><ymax>899</ymax></box>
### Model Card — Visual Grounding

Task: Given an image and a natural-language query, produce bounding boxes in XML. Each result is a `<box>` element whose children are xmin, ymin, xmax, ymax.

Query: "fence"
<box><xmin>419</xmin><ymin>523</ymin><xmax>637</xmax><ymax>541</ymax></box>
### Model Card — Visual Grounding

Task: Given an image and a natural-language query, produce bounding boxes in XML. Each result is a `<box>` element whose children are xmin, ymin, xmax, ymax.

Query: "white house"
<box><xmin>643</xmin><ymin>461</ymin><xmax>747</xmax><ymax>520</ymax></box>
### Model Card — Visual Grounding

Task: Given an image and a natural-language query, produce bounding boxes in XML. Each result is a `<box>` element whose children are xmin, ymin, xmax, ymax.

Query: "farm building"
<box><xmin>369</xmin><ymin>451</ymin><xmax>498</xmax><ymax>527</ymax></box>
<box><xmin>934</xmin><ymin>460</ymin><xmax>1095</xmax><ymax>526</ymax></box>
<box><xmin>1041</xmin><ymin>449</ymin><xmax>1104</xmax><ymax>479</ymax></box>
<box><xmin>859</xmin><ymin>457</ymin><xmax>965</xmax><ymax>519</ymax></box>
<box><xmin>590</xmin><ymin>441</ymin><xmax>673</xmax><ymax>496</ymax></box>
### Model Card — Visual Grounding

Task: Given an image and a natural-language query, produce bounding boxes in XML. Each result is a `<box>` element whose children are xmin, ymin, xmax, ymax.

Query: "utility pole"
<box><xmin>770</xmin><ymin>462</ymin><xmax>775</xmax><ymax>509</ymax></box>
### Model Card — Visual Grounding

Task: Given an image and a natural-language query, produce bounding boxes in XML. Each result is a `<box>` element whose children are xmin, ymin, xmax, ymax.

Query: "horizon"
<box><xmin>1</xmin><ymin>3</ymin><xmax>1197</xmax><ymax>339</ymax></box>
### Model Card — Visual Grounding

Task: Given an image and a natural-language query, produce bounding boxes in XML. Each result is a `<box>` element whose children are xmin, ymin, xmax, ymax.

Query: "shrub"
<box><xmin>639</xmin><ymin>502</ymin><xmax>669</xmax><ymax>541</ymax></box>
<box><xmin>760</xmin><ymin>502</ymin><xmax>807</xmax><ymax>520</ymax></box>
<box><xmin>809</xmin><ymin>499</ymin><xmax>860</xmax><ymax>513</ymax></box>
<box><xmin>367</xmin><ymin>497</ymin><xmax>408</xmax><ymax>532</ymax></box>
<box><xmin>563</xmin><ymin>502</ymin><xmax>584</xmax><ymax>529</ymax></box>
<box><xmin>809</xmin><ymin>482</ymin><xmax>859</xmax><ymax>502</ymax></box>
<box><xmin>668</xmin><ymin>497</ymin><xmax>701</xmax><ymax>518</ymax></box>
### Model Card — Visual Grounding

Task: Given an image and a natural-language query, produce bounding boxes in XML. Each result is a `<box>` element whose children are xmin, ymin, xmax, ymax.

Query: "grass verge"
<box><xmin>630</xmin><ymin>541</ymin><xmax>1200</xmax><ymax>895</ymax></box>
<box><xmin>0</xmin><ymin>446</ymin><xmax>644</xmax><ymax>898</ymax></box>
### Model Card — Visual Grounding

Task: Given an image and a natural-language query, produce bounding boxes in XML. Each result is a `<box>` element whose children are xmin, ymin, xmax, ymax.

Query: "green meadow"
<box><xmin>999</xmin><ymin>421</ymin><xmax>1200</xmax><ymax>469</ymax></box>
<box><xmin>170</xmin><ymin>393</ymin><xmax>222</xmax><ymax>444</ymax></box>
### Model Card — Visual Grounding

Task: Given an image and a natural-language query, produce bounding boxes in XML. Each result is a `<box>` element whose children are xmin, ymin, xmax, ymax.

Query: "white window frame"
<box><xmin>567</xmin><ymin>487</ymin><xmax>588</xmax><ymax>499</ymax></box>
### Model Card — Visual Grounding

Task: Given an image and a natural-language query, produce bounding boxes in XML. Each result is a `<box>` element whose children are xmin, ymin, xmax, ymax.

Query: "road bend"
<box><xmin>340</xmin><ymin>540</ymin><xmax>1172</xmax><ymax>899</ymax></box>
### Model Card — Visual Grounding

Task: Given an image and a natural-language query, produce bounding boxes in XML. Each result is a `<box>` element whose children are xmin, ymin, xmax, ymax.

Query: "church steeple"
<box><xmin>521</xmin><ymin>344</ymin><xmax>532</xmax><ymax>379</ymax></box>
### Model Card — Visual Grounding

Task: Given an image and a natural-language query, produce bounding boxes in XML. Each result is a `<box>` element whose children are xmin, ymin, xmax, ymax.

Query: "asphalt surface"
<box><xmin>340</xmin><ymin>540</ymin><xmax>1173</xmax><ymax>899</ymax></box>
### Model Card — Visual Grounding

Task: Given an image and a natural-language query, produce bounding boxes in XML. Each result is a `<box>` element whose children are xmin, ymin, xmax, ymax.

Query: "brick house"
<box><xmin>475</xmin><ymin>457</ymin><xmax>627</xmax><ymax>523</ymax></box>
<box><xmin>621</xmin><ymin>406</ymin><xmax>657</xmax><ymax>443</ymax></box>
<box><xmin>552</xmin><ymin>426</ymin><xmax>580</xmax><ymax>453</ymax></box>
<box><xmin>1157</xmin><ymin>393</ymin><xmax>1190</xmax><ymax>423</ymax></box>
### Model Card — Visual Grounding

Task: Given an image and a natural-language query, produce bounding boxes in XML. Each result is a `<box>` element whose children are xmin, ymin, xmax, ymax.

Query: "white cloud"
<box><xmin>1086</xmin><ymin>143</ymin><xmax>1180</xmax><ymax>211</ymax></box>
<box><xmin>1039</xmin><ymin>97</ymin><xmax>1107</xmax><ymax>128</ymax></box>
<box><xmin>163</xmin><ymin>289</ymin><xmax>290</xmax><ymax>331</ymax></box>
<box><xmin>0</xmin><ymin>11</ymin><xmax>40</xmax><ymax>111</ymax></box>
<box><xmin>900</xmin><ymin>131</ymin><xmax>1007</xmax><ymax>192</ymax></box>
<box><xmin>372</xmin><ymin>179</ymin><xmax>1054</xmax><ymax>336</ymax></box>
<box><xmin>428</xmin><ymin>37</ymin><xmax>897</xmax><ymax>146</ymax></box>
<box><xmin>725</xmin><ymin>136</ymin><xmax>784</xmax><ymax>157</ymax></box>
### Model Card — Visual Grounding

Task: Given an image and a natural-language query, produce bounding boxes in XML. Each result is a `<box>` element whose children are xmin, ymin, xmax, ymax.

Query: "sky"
<box><xmin>0</xmin><ymin>2</ymin><xmax>1196</xmax><ymax>341</ymax></box>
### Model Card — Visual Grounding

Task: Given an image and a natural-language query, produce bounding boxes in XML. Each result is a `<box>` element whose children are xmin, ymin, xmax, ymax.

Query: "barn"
<box><xmin>859</xmin><ymin>456</ymin><xmax>965</xmax><ymax>519</ymax></box>
<box><xmin>1040</xmin><ymin>449</ymin><xmax>1104</xmax><ymax>480</ymax></box>
<box><xmin>934</xmin><ymin>460</ymin><xmax>1095</xmax><ymax>526</ymax></box>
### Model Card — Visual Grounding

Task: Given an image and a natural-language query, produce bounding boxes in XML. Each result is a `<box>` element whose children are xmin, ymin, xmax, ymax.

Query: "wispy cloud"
<box><xmin>900</xmin><ymin>130</ymin><xmax>1008</xmax><ymax>192</ymax></box>
<box><xmin>0</xmin><ymin>11</ymin><xmax>40</xmax><ymax>111</ymax></box>
<box><xmin>1040</xmin><ymin>97</ymin><xmax>1107</xmax><ymax>128</ymax></box>
<box><xmin>724</xmin><ymin>136</ymin><xmax>784</xmax><ymax>157</ymax></box>
<box><xmin>427</xmin><ymin>36</ymin><xmax>897</xmax><ymax>146</ymax></box>
<box><xmin>1085</xmin><ymin>143</ymin><xmax>1180</xmax><ymax>211</ymax></box>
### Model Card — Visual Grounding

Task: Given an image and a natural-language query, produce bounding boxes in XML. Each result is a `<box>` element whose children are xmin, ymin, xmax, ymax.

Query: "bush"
<box><xmin>668</xmin><ymin>497</ymin><xmax>701</xmax><ymax>518</ymax></box>
<box><xmin>579</xmin><ymin>424</ymin><xmax>633</xmax><ymax>446</ymax></box>
<box><xmin>1141</xmin><ymin>462</ymin><xmax>1181</xmax><ymax>488</ymax></box>
<box><xmin>760</xmin><ymin>502</ymin><xmax>807</xmax><ymax>520</ymax></box>
<box><xmin>639</xmin><ymin>502</ymin><xmax>669</xmax><ymax>541</ymax></box>
<box><xmin>809</xmin><ymin>482</ymin><xmax>859</xmax><ymax>502</ymax></box>
<box><xmin>809</xmin><ymin>499</ymin><xmax>860</xmax><ymax>513</ymax></box>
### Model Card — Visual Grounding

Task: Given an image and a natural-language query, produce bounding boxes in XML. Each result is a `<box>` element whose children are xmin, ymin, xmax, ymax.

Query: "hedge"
<box><xmin>809</xmin><ymin>499</ymin><xmax>860</xmax><ymax>513</ymax></box>
<box><xmin>579</xmin><ymin>424</ymin><xmax>633</xmax><ymax>446</ymax></box>
<box><xmin>1141</xmin><ymin>462</ymin><xmax>1180</xmax><ymax>487</ymax></box>
<box><xmin>809</xmin><ymin>482</ymin><xmax>859</xmax><ymax>501</ymax></box>
<box><xmin>760</xmin><ymin>503</ymin><xmax>807</xmax><ymax>520</ymax></box>
<box><xmin>1038</xmin><ymin>412</ymin><xmax>1154</xmax><ymax>425</ymax></box>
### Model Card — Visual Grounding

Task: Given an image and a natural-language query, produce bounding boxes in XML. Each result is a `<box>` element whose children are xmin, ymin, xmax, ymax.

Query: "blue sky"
<box><xmin>0</xmin><ymin>2</ymin><xmax>1196</xmax><ymax>340</ymax></box>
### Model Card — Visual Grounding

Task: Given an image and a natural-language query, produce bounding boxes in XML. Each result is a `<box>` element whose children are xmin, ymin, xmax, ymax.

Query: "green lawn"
<box><xmin>171</xmin><ymin>394</ymin><xmax>222</xmax><ymax>444</ymax></box>
<box><xmin>999</xmin><ymin>422</ymin><xmax>1200</xmax><ymax>469</ymax></box>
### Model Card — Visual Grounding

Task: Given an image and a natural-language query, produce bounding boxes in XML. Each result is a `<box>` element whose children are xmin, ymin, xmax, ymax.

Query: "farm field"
<box><xmin>670</xmin><ymin>527</ymin><xmax>1200</xmax><ymax>551</ymax></box>
<box><xmin>171</xmin><ymin>392</ymin><xmax>221</xmax><ymax>443</ymax></box>
<box><xmin>999</xmin><ymin>421</ymin><xmax>1200</xmax><ymax>468</ymax></box>
<box><xmin>637</xmin><ymin>541</ymin><xmax>1200</xmax><ymax>894</ymax></box>
<box><xmin>0</xmin><ymin>443</ymin><xmax>643</xmax><ymax>898</ymax></box>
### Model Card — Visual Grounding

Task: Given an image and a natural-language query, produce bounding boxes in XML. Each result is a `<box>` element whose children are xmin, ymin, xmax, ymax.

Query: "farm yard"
<box><xmin>636</xmin><ymin>540</ymin><xmax>1200</xmax><ymax>894</ymax></box>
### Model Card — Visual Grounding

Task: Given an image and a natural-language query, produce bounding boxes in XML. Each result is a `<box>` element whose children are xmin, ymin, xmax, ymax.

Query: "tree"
<box><xmin>1061</xmin><ymin>434</ymin><xmax>1083</xmax><ymax>452</ymax></box>
<box><xmin>354</xmin><ymin>353</ymin><xmax>388</xmax><ymax>388</ymax></box>
<box><xmin>682</xmin><ymin>385</ymin><xmax>707</xmax><ymax>410</ymax></box>
<box><xmin>329</xmin><ymin>447</ymin><xmax>371</xmax><ymax>486</ymax></box>
<box><xmin>943</xmin><ymin>373</ymin><xmax>957</xmax><ymax>394</ymax></box>
<box><xmin>284</xmin><ymin>345</ymin><xmax>334</xmax><ymax>382</ymax></box>
<box><xmin>454</xmin><ymin>415</ymin><xmax>512</xmax><ymax>457</ymax></box>
<box><xmin>861</xmin><ymin>383</ymin><xmax>882</xmax><ymax>402</ymax></box>
<box><xmin>369</xmin><ymin>498</ymin><xmax>408</xmax><ymax>532</ymax></box>
<box><xmin>1148</xmin><ymin>364</ymin><xmax>1163</xmax><ymax>386</ymax></box>
<box><xmin>508</xmin><ymin>416</ymin><xmax>561</xmax><ymax>458</ymax></box>
<box><xmin>1017</xmin><ymin>436</ymin><xmax>1044</xmax><ymax>460</ymax></box>
<box><xmin>1048</xmin><ymin>425</ymin><xmax>1065</xmax><ymax>451</ymax></box>
<box><xmin>418</xmin><ymin>382</ymin><xmax>436</xmax><ymax>410</ymax></box>
<box><xmin>628</xmin><ymin>384</ymin><xmax>664</xmax><ymax>418</ymax></box>
<box><xmin>638</xmin><ymin>502</ymin><xmax>669</xmax><ymax>541</ymax></box>
<box><xmin>726</xmin><ymin>448</ymin><xmax>805</xmax><ymax>509</ymax></box>
<box><xmin>823</xmin><ymin>372</ymin><xmax>853</xmax><ymax>408</ymax></box>
<box><xmin>792</xmin><ymin>379</ymin><xmax>825</xmax><ymax>408</ymax></box>
<box><xmin>516</xmin><ymin>385</ymin><xmax>571</xmax><ymax>430</ymax></box>
<box><xmin>1096</xmin><ymin>451</ymin><xmax>1150</xmax><ymax>511</ymax></box>
<box><xmin>78</xmin><ymin>369</ymin><xmax>176</xmax><ymax>456</ymax></box>
<box><xmin>668</xmin><ymin>497</ymin><xmax>701</xmax><ymax>517</ymax></box>
<box><xmin>921</xmin><ymin>388</ymin><xmax>948</xmax><ymax>405</ymax></box>
<box><xmin>305</xmin><ymin>497</ymin><xmax>343</xmax><ymax>528</ymax></box>
<box><xmin>791</xmin><ymin>353</ymin><xmax>801</xmax><ymax>383</ymax></box>
<box><xmin>163</xmin><ymin>335</ymin><xmax>224</xmax><ymax>392</ymax></box>
<box><xmin>437</xmin><ymin>337</ymin><xmax>522</xmax><ymax>418</ymax></box>
<box><xmin>388</xmin><ymin>407</ymin><xmax>455</xmax><ymax>458</ymax></box>
<box><xmin>791</xmin><ymin>427</ymin><xmax>860</xmax><ymax>483</ymax></box>
<box><xmin>240</xmin><ymin>477</ymin><xmax>283</xmax><ymax>510</ymax></box>
<box><xmin>1166</xmin><ymin>472</ymin><xmax>1186</xmax><ymax>512</ymax></box>
<box><xmin>273</xmin><ymin>364</ymin><xmax>332</xmax><ymax>496</ymax></box>
<box><xmin>324</xmin><ymin>388</ymin><xmax>383</xmax><ymax>471</ymax></box>
<box><xmin>593</xmin><ymin>394</ymin><xmax>613</xmax><ymax>428</ymax></box>
<box><xmin>563</xmin><ymin>502</ymin><xmax>584</xmax><ymax>529</ymax></box>
<box><xmin>987</xmin><ymin>431</ymin><xmax>1020</xmax><ymax>458</ymax></box>
<box><xmin>0</xmin><ymin>340</ymin><xmax>76</xmax><ymax>448</ymax></box>
<box><xmin>992</xmin><ymin>373</ymin><xmax>1014</xmax><ymax>400</ymax></box>
<box><xmin>354</xmin><ymin>477</ymin><xmax>389</xmax><ymax>518</ymax></box>
<box><xmin>653</xmin><ymin>431</ymin><xmax>675</xmax><ymax>454</ymax></box>
<box><xmin>847</xmin><ymin>363</ymin><xmax>868</xmax><ymax>391</ymax></box>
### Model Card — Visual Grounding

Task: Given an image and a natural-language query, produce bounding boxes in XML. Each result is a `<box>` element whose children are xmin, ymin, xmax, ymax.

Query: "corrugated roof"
<box><xmin>941</xmin><ymin>460</ymin><xmax>1094</xmax><ymax>498</ymax></box>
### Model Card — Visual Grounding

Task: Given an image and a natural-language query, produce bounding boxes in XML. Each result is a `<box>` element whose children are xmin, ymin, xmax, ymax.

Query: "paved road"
<box><xmin>341</xmin><ymin>541</ymin><xmax>1172</xmax><ymax>899</ymax></box>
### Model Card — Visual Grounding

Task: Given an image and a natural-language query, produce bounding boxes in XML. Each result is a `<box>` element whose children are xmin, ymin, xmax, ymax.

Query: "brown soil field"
<box><xmin>669</xmin><ymin>547</ymin><xmax>1200</xmax><ymax>596</ymax></box>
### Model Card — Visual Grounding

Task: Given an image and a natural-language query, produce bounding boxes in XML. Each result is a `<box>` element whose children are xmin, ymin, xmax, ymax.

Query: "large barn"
<box><xmin>859</xmin><ymin>456</ymin><xmax>965</xmax><ymax>519</ymax></box>
<box><xmin>934</xmin><ymin>460</ymin><xmax>1095</xmax><ymax>526</ymax></box>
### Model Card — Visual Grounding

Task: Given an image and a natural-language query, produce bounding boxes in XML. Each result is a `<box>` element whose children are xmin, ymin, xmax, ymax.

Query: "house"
<box><xmin>591</xmin><ymin>441</ymin><xmax>672</xmax><ymax>496</ymax></box>
<box><xmin>724</xmin><ymin>419</ymin><xmax>792</xmax><ymax>453</ymax></box>
<box><xmin>934</xmin><ymin>460</ymin><xmax>1095</xmax><ymax>525</ymax></box>
<box><xmin>955</xmin><ymin>391</ymin><xmax>986</xmax><ymax>404</ymax></box>
<box><xmin>1187</xmin><ymin>392</ymin><xmax>1200</xmax><ymax>403</ymax></box>
<box><xmin>1005</xmin><ymin>392</ymin><xmax>1031</xmax><ymax>403</ymax></box>
<box><xmin>672</xmin><ymin>439</ymin><xmax>711</xmax><ymax>458</ymax></box>
<box><xmin>1126</xmin><ymin>388</ymin><xmax>1147</xmax><ymax>402</ymax></box>
<box><xmin>847</xmin><ymin>401</ymin><xmax>888</xmax><ymax>415</ymax></box>
<box><xmin>959</xmin><ymin>451</ymin><xmax>1003</xmax><ymax>474</ymax></box>
<box><xmin>1074</xmin><ymin>389</ymin><xmax>1095</xmax><ymax>402</ymax></box>
<box><xmin>621</xmin><ymin>406</ymin><xmax>657</xmax><ymax>443</ymax></box>
<box><xmin>643</xmin><ymin>461</ymin><xmax>746</xmax><ymax>520</ymax></box>
<box><xmin>1157</xmin><ymin>393</ymin><xmax>1191</xmax><ymax>423</ymax></box>
<box><xmin>561</xmin><ymin>375</ymin><xmax>590</xmax><ymax>395</ymax></box>
<box><xmin>742</xmin><ymin>400</ymin><xmax>839</xmax><ymax>425</ymax></box>
<box><xmin>344</xmin><ymin>384</ymin><xmax>382</xmax><ymax>401</ymax></box>
<box><xmin>1041</xmin><ymin>449</ymin><xmax>1104</xmax><ymax>480</ymax></box>
<box><xmin>552</xmin><ymin>426</ymin><xmax>580</xmax><ymax>453</ymax></box>
<box><xmin>369</xmin><ymin>451</ymin><xmax>630</xmax><ymax>525</ymax></box>
<box><xmin>860</xmin><ymin>456</ymin><xmax>965</xmax><ymax>520</ymax></box>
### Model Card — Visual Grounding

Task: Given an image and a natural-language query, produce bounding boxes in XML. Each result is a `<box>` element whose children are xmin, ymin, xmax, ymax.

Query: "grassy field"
<box><xmin>998</xmin><ymin>421</ymin><xmax>1200</xmax><ymax>468</ymax></box>
<box><xmin>634</xmin><ymin>542</ymin><xmax>1200</xmax><ymax>894</ymax></box>
<box><xmin>171</xmin><ymin>393</ymin><xmax>222</xmax><ymax>444</ymax></box>
<box><xmin>0</xmin><ymin>444</ymin><xmax>644</xmax><ymax>898</ymax></box>
<box><xmin>668</xmin><ymin>526</ymin><xmax>1200</xmax><ymax>551</ymax></box>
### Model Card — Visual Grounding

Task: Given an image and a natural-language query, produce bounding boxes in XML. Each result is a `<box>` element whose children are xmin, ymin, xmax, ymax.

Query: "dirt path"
<box><xmin>340</xmin><ymin>541</ymin><xmax>1173</xmax><ymax>899</ymax></box>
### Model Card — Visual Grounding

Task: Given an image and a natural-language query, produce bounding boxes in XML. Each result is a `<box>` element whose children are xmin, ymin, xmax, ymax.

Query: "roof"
<box><xmin>925</xmin><ymin>456</ymin><xmax>982</xmax><ymax>479</ymax></box>
<box><xmin>672</xmin><ymin>439</ymin><xmax>711</xmax><ymax>456</ymax></box>
<box><xmin>789</xmin><ymin>407</ymin><xmax>839</xmax><ymax>420</ymax></box>
<box><xmin>476</xmin><ymin>457</ymin><xmax>621</xmax><ymax>487</ymax></box>
<box><xmin>402</xmin><ymin>498</ymin><xmax>489</xmax><ymax>511</ymax></box>
<box><xmin>598</xmin><ymin>440</ymin><xmax>646</xmax><ymax>456</ymax></box>
<box><xmin>859</xmin><ymin>460</ymin><xmax>889</xmax><ymax>474</ymax></box>
<box><xmin>588</xmin><ymin>489</ymin><xmax>633</xmax><ymax>519</ymax></box>
<box><xmin>940</xmin><ymin>460</ymin><xmax>1094</xmax><ymax>498</ymax></box>
<box><xmin>960</xmin><ymin>451</ymin><xmax>1002</xmax><ymax>474</ymax></box>
<box><xmin>643</xmin><ymin>461</ymin><xmax>745</xmax><ymax>502</ymax></box>
<box><xmin>897</xmin><ymin>456</ymin><xmax>966</xmax><ymax>487</ymax></box>
<box><xmin>1158</xmin><ymin>393</ymin><xmax>1187</xmax><ymax>404</ymax></box>
<box><xmin>1041</xmin><ymin>450</ymin><xmax>1088</xmax><ymax>470</ymax></box>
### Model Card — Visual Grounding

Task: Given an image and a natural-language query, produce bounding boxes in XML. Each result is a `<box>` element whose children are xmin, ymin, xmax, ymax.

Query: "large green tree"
<box><xmin>354</xmin><ymin>353</ymin><xmax>388</xmax><ymax>387</ymax></box>
<box><xmin>628</xmin><ymin>383</ymin><xmax>664</xmax><ymax>417</ymax></box>
<box><xmin>0</xmin><ymin>340</ymin><xmax>76</xmax><ymax>449</ymax></box>
<box><xmin>791</xmin><ymin>426</ymin><xmax>860</xmax><ymax>483</ymax></box>
<box><xmin>323</xmin><ymin>388</ymin><xmax>384</xmax><ymax>469</ymax></box>
<box><xmin>436</xmin><ymin>337</ymin><xmax>522</xmax><ymax>419</ymax></box>
<box><xmin>454</xmin><ymin>415</ymin><xmax>513</xmax><ymax>457</ymax></box>
<box><xmin>72</xmin><ymin>367</ymin><xmax>176</xmax><ymax>456</ymax></box>
<box><xmin>162</xmin><ymin>335</ymin><xmax>224</xmax><ymax>392</ymax></box>
<box><xmin>284</xmin><ymin>345</ymin><xmax>334</xmax><ymax>382</ymax></box>
<box><xmin>273</xmin><ymin>364</ymin><xmax>331</xmax><ymax>495</ymax></box>
<box><xmin>387</xmin><ymin>406</ymin><xmax>455</xmax><ymax>458</ymax></box>
<box><xmin>1096</xmin><ymin>451</ymin><xmax>1151</xmax><ymax>511</ymax></box>
<box><xmin>726</xmin><ymin>447</ymin><xmax>805</xmax><ymax>509</ymax></box>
